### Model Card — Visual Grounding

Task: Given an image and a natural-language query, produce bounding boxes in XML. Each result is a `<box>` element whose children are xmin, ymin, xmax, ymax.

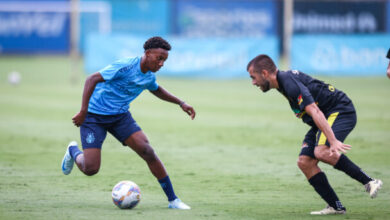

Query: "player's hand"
<box><xmin>329</xmin><ymin>140</ymin><xmax>351</xmax><ymax>156</ymax></box>
<box><xmin>180</xmin><ymin>103</ymin><xmax>196</xmax><ymax>120</ymax></box>
<box><xmin>72</xmin><ymin>111</ymin><xmax>87</xmax><ymax>127</ymax></box>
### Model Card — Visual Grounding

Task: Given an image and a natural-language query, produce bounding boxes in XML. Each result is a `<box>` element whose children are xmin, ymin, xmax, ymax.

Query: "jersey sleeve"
<box><xmin>98</xmin><ymin>58</ymin><xmax>130</xmax><ymax>81</ymax></box>
<box><xmin>284</xmin><ymin>75</ymin><xmax>314</xmax><ymax>111</ymax></box>
<box><xmin>147</xmin><ymin>77</ymin><xmax>159</xmax><ymax>91</ymax></box>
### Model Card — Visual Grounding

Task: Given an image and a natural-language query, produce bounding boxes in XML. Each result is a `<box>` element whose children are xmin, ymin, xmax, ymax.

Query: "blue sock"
<box><xmin>158</xmin><ymin>176</ymin><xmax>177</xmax><ymax>202</ymax></box>
<box><xmin>69</xmin><ymin>146</ymin><xmax>83</xmax><ymax>160</ymax></box>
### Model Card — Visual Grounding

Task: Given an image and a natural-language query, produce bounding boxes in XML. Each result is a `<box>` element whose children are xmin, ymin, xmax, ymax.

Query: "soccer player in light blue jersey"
<box><xmin>61</xmin><ymin>36</ymin><xmax>195</xmax><ymax>209</ymax></box>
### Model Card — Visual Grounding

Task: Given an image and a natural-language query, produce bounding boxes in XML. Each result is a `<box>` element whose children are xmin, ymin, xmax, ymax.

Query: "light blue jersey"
<box><xmin>88</xmin><ymin>57</ymin><xmax>159</xmax><ymax>115</ymax></box>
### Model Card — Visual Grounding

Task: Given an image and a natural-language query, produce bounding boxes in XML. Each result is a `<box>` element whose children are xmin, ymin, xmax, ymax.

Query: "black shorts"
<box><xmin>300</xmin><ymin>112</ymin><xmax>357</xmax><ymax>159</ymax></box>
<box><xmin>80</xmin><ymin>111</ymin><xmax>141</xmax><ymax>149</ymax></box>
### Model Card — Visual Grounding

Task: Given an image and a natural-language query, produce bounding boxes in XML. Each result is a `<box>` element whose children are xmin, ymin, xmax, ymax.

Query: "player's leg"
<box><xmin>74</xmin><ymin>148</ymin><xmax>102</xmax><ymax>176</ymax></box>
<box><xmin>62</xmin><ymin>141</ymin><xmax>103</xmax><ymax>176</ymax></box>
<box><xmin>124</xmin><ymin>130</ymin><xmax>167</xmax><ymax>179</ymax></box>
<box><xmin>110</xmin><ymin>112</ymin><xmax>190</xmax><ymax>209</ymax></box>
<box><xmin>298</xmin><ymin>128</ymin><xmax>345</xmax><ymax>215</ymax></box>
<box><xmin>61</xmin><ymin>113</ymin><xmax>107</xmax><ymax>176</ymax></box>
<box><xmin>297</xmin><ymin>155</ymin><xmax>320</xmax><ymax>179</ymax></box>
<box><xmin>108</xmin><ymin>112</ymin><xmax>167</xmax><ymax>179</ymax></box>
<box><xmin>314</xmin><ymin>112</ymin><xmax>382</xmax><ymax>198</ymax></box>
<box><xmin>298</xmin><ymin>127</ymin><xmax>322</xmax><ymax>179</ymax></box>
<box><xmin>124</xmin><ymin>131</ymin><xmax>190</xmax><ymax>209</ymax></box>
<box><xmin>298</xmin><ymin>155</ymin><xmax>346</xmax><ymax>214</ymax></box>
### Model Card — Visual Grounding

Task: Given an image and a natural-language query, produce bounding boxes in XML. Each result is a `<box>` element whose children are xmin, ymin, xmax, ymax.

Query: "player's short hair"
<box><xmin>247</xmin><ymin>54</ymin><xmax>277</xmax><ymax>74</ymax></box>
<box><xmin>143</xmin><ymin>36</ymin><xmax>171</xmax><ymax>51</ymax></box>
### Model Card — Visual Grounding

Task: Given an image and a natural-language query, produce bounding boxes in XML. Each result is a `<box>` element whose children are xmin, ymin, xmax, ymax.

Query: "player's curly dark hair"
<box><xmin>143</xmin><ymin>36</ymin><xmax>171</xmax><ymax>51</ymax></box>
<box><xmin>247</xmin><ymin>54</ymin><xmax>277</xmax><ymax>74</ymax></box>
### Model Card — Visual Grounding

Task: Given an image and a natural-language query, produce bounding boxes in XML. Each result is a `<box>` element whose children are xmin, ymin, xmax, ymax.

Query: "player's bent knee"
<box><xmin>297</xmin><ymin>156</ymin><xmax>314</xmax><ymax>171</ymax></box>
<box><xmin>82</xmin><ymin>162</ymin><xmax>100</xmax><ymax>176</ymax></box>
<box><xmin>83</xmin><ymin>167</ymin><xmax>99</xmax><ymax>176</ymax></box>
<box><xmin>297</xmin><ymin>158</ymin><xmax>307</xmax><ymax>171</ymax></box>
<box><xmin>140</xmin><ymin>146</ymin><xmax>157</xmax><ymax>163</ymax></box>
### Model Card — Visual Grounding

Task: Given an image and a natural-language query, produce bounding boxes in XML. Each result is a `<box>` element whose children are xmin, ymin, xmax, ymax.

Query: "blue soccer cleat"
<box><xmin>168</xmin><ymin>198</ymin><xmax>191</xmax><ymax>210</ymax></box>
<box><xmin>61</xmin><ymin>141</ymin><xmax>77</xmax><ymax>175</ymax></box>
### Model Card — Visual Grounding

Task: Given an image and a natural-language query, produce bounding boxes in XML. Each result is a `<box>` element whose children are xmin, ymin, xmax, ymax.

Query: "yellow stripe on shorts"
<box><xmin>318</xmin><ymin>112</ymin><xmax>339</xmax><ymax>145</ymax></box>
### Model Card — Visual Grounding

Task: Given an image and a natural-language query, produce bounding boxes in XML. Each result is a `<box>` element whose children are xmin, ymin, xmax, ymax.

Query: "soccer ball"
<box><xmin>112</xmin><ymin>180</ymin><xmax>141</xmax><ymax>209</ymax></box>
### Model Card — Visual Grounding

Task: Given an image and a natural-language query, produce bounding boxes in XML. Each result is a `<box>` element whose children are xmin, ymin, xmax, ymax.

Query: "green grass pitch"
<box><xmin>0</xmin><ymin>56</ymin><xmax>389</xmax><ymax>220</ymax></box>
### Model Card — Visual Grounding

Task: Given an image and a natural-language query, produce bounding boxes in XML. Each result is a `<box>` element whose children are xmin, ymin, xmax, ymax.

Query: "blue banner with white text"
<box><xmin>0</xmin><ymin>1</ymin><xmax>70</xmax><ymax>53</ymax></box>
<box><xmin>172</xmin><ymin>0</ymin><xmax>277</xmax><ymax>37</ymax></box>
<box><xmin>291</xmin><ymin>34</ymin><xmax>389</xmax><ymax>75</ymax></box>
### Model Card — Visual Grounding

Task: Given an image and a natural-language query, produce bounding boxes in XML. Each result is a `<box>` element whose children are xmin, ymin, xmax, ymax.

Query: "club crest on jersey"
<box><xmin>297</xmin><ymin>94</ymin><xmax>303</xmax><ymax>105</ymax></box>
<box><xmin>86</xmin><ymin>132</ymin><xmax>95</xmax><ymax>144</ymax></box>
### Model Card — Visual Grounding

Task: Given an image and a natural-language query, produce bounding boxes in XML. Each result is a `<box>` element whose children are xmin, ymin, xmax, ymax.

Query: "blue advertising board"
<box><xmin>85</xmin><ymin>34</ymin><xmax>279</xmax><ymax>78</ymax></box>
<box><xmin>294</xmin><ymin>1</ymin><xmax>386</xmax><ymax>33</ymax></box>
<box><xmin>0</xmin><ymin>1</ymin><xmax>70</xmax><ymax>53</ymax></box>
<box><xmin>388</xmin><ymin>0</ymin><xmax>390</xmax><ymax>32</ymax></box>
<box><xmin>172</xmin><ymin>0</ymin><xmax>277</xmax><ymax>37</ymax></box>
<box><xmin>291</xmin><ymin>34</ymin><xmax>389</xmax><ymax>75</ymax></box>
<box><xmin>0</xmin><ymin>0</ymin><xmax>171</xmax><ymax>54</ymax></box>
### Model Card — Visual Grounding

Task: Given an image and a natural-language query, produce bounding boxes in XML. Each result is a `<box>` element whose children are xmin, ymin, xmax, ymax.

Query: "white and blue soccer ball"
<box><xmin>112</xmin><ymin>180</ymin><xmax>141</xmax><ymax>209</ymax></box>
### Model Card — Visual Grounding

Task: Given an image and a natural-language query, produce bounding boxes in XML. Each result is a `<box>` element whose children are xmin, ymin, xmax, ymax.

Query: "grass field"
<box><xmin>0</xmin><ymin>56</ymin><xmax>389</xmax><ymax>220</ymax></box>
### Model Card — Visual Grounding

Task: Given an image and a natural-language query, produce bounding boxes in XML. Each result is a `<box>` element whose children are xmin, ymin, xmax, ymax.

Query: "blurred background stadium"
<box><xmin>0</xmin><ymin>0</ymin><xmax>389</xmax><ymax>78</ymax></box>
<box><xmin>0</xmin><ymin>0</ymin><xmax>389</xmax><ymax>220</ymax></box>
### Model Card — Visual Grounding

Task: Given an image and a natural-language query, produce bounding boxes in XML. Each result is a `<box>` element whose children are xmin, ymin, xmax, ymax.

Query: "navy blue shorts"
<box><xmin>300</xmin><ymin>112</ymin><xmax>357</xmax><ymax>158</ymax></box>
<box><xmin>80</xmin><ymin>112</ymin><xmax>141</xmax><ymax>149</ymax></box>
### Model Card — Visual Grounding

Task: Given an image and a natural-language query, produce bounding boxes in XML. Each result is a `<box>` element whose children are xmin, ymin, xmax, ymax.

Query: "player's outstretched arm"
<box><xmin>150</xmin><ymin>86</ymin><xmax>196</xmax><ymax>120</ymax></box>
<box><xmin>72</xmin><ymin>72</ymin><xmax>105</xmax><ymax>127</ymax></box>
<box><xmin>305</xmin><ymin>103</ymin><xmax>351</xmax><ymax>156</ymax></box>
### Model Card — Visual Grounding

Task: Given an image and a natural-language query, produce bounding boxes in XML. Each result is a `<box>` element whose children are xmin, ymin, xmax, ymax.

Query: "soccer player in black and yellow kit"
<box><xmin>247</xmin><ymin>54</ymin><xmax>383</xmax><ymax>215</ymax></box>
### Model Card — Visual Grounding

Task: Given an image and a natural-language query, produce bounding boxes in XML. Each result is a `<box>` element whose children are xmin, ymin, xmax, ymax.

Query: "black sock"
<box><xmin>308</xmin><ymin>172</ymin><xmax>345</xmax><ymax>210</ymax></box>
<box><xmin>334</xmin><ymin>154</ymin><xmax>372</xmax><ymax>185</ymax></box>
